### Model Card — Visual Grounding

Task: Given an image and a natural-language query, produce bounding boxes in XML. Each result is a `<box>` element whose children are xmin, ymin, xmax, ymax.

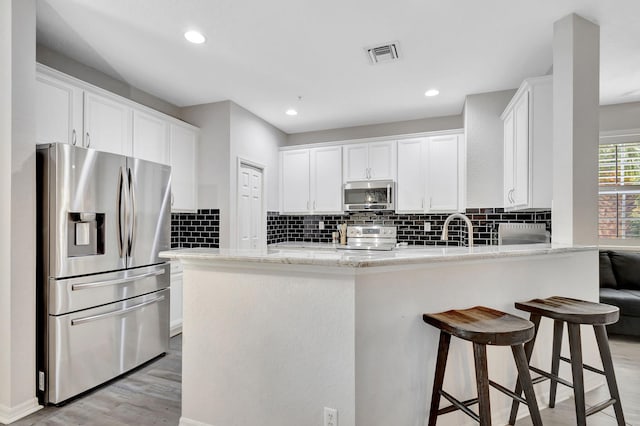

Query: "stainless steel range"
<box><xmin>36</xmin><ymin>143</ymin><xmax>171</xmax><ymax>404</ymax></box>
<box><xmin>337</xmin><ymin>225</ymin><xmax>397</xmax><ymax>251</ymax></box>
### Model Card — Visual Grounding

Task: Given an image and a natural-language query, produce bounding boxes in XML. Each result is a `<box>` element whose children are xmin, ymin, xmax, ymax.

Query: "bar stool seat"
<box><xmin>423</xmin><ymin>306</ymin><xmax>542</xmax><ymax>426</ymax></box>
<box><xmin>509</xmin><ymin>296</ymin><xmax>626</xmax><ymax>426</ymax></box>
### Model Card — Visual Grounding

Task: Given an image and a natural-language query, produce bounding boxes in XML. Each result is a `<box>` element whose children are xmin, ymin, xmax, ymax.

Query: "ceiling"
<box><xmin>36</xmin><ymin>0</ymin><xmax>640</xmax><ymax>134</ymax></box>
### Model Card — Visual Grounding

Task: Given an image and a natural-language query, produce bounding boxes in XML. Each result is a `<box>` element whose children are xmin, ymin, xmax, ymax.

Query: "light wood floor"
<box><xmin>8</xmin><ymin>335</ymin><xmax>182</xmax><ymax>426</ymax></box>
<box><xmin>5</xmin><ymin>334</ymin><xmax>639</xmax><ymax>425</ymax></box>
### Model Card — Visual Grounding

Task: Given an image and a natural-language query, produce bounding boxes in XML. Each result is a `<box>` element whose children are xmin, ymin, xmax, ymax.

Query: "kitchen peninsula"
<box><xmin>162</xmin><ymin>245</ymin><xmax>601</xmax><ymax>426</ymax></box>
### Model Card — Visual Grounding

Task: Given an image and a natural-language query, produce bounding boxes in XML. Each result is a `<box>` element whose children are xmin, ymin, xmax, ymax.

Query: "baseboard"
<box><xmin>0</xmin><ymin>398</ymin><xmax>41</xmax><ymax>424</ymax></box>
<box><xmin>170</xmin><ymin>322</ymin><xmax>183</xmax><ymax>337</ymax></box>
<box><xmin>179</xmin><ymin>417</ymin><xmax>213</xmax><ymax>426</ymax></box>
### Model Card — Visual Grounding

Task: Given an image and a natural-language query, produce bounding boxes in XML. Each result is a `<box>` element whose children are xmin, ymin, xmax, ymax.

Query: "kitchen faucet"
<box><xmin>441</xmin><ymin>213</ymin><xmax>474</xmax><ymax>247</ymax></box>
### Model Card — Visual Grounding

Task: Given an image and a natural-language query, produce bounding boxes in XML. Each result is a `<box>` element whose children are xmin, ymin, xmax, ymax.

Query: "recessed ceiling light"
<box><xmin>285</xmin><ymin>109</ymin><xmax>298</xmax><ymax>116</ymax></box>
<box><xmin>184</xmin><ymin>30</ymin><xmax>206</xmax><ymax>44</ymax></box>
<box><xmin>424</xmin><ymin>89</ymin><xmax>440</xmax><ymax>97</ymax></box>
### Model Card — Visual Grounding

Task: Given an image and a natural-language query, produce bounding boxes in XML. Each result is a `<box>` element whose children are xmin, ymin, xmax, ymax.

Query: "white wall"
<box><xmin>36</xmin><ymin>44</ymin><xmax>181</xmax><ymax>118</ymax></box>
<box><xmin>229</xmin><ymin>102</ymin><xmax>286</xmax><ymax>247</ymax></box>
<box><xmin>0</xmin><ymin>0</ymin><xmax>41</xmax><ymax>422</ymax></box>
<box><xmin>464</xmin><ymin>89</ymin><xmax>516</xmax><ymax>208</ymax></box>
<box><xmin>287</xmin><ymin>114</ymin><xmax>463</xmax><ymax>146</ymax></box>
<box><xmin>600</xmin><ymin>101</ymin><xmax>640</xmax><ymax>133</ymax></box>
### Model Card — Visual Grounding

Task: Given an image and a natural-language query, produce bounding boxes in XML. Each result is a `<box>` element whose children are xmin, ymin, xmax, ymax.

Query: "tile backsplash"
<box><xmin>173</xmin><ymin>208</ymin><xmax>551</xmax><ymax>248</ymax></box>
<box><xmin>171</xmin><ymin>209</ymin><xmax>220</xmax><ymax>248</ymax></box>
<box><xmin>267</xmin><ymin>208</ymin><xmax>551</xmax><ymax>246</ymax></box>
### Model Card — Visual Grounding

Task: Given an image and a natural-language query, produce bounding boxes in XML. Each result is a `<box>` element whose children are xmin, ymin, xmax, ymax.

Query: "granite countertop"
<box><xmin>160</xmin><ymin>243</ymin><xmax>595</xmax><ymax>268</ymax></box>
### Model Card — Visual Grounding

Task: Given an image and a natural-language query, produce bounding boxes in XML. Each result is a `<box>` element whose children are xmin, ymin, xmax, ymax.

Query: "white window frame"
<box><xmin>599</xmin><ymin>129</ymin><xmax>640</xmax><ymax>248</ymax></box>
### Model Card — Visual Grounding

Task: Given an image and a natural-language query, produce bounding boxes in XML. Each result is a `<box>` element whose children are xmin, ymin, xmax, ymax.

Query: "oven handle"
<box><xmin>71</xmin><ymin>295</ymin><xmax>165</xmax><ymax>326</ymax></box>
<box><xmin>71</xmin><ymin>268</ymin><xmax>165</xmax><ymax>291</ymax></box>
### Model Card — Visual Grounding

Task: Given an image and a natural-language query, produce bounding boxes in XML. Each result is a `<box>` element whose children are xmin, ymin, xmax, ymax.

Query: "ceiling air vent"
<box><xmin>366</xmin><ymin>42</ymin><xmax>400</xmax><ymax>64</ymax></box>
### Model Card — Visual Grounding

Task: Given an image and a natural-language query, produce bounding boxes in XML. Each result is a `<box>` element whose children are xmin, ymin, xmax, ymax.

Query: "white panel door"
<box><xmin>396</xmin><ymin>139</ymin><xmax>425</xmax><ymax>213</ymax></box>
<box><xmin>513</xmin><ymin>92</ymin><xmax>530</xmax><ymax>208</ymax></box>
<box><xmin>503</xmin><ymin>110</ymin><xmax>516</xmax><ymax>207</ymax></box>
<box><xmin>84</xmin><ymin>91</ymin><xmax>133</xmax><ymax>156</ymax></box>
<box><xmin>427</xmin><ymin>135</ymin><xmax>459</xmax><ymax>211</ymax></box>
<box><xmin>368</xmin><ymin>141</ymin><xmax>396</xmax><ymax>180</ymax></box>
<box><xmin>238</xmin><ymin>164</ymin><xmax>263</xmax><ymax>250</ymax></box>
<box><xmin>170</xmin><ymin>124</ymin><xmax>198</xmax><ymax>211</ymax></box>
<box><xmin>281</xmin><ymin>150</ymin><xmax>310</xmax><ymax>213</ymax></box>
<box><xmin>133</xmin><ymin>109</ymin><xmax>169</xmax><ymax>164</ymax></box>
<box><xmin>36</xmin><ymin>74</ymin><xmax>83</xmax><ymax>146</ymax></box>
<box><xmin>310</xmin><ymin>146</ymin><xmax>342</xmax><ymax>213</ymax></box>
<box><xmin>343</xmin><ymin>144</ymin><xmax>369</xmax><ymax>181</ymax></box>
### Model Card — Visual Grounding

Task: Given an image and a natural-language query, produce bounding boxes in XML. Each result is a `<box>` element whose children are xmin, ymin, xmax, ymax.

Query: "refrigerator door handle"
<box><xmin>116</xmin><ymin>167</ymin><xmax>125</xmax><ymax>258</ymax></box>
<box><xmin>127</xmin><ymin>167</ymin><xmax>137</xmax><ymax>257</ymax></box>
<box><xmin>71</xmin><ymin>268</ymin><xmax>166</xmax><ymax>291</ymax></box>
<box><xmin>70</xmin><ymin>295</ymin><xmax>165</xmax><ymax>326</ymax></box>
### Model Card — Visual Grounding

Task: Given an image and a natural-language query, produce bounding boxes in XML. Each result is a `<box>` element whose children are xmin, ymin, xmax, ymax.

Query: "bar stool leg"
<box><xmin>473</xmin><ymin>342</ymin><xmax>491</xmax><ymax>426</ymax></box>
<box><xmin>508</xmin><ymin>314</ymin><xmax>541</xmax><ymax>424</ymax></box>
<box><xmin>511</xmin><ymin>344</ymin><xmax>543</xmax><ymax>426</ymax></box>
<box><xmin>428</xmin><ymin>331</ymin><xmax>451</xmax><ymax>426</ymax></box>
<box><xmin>567</xmin><ymin>323</ymin><xmax>587</xmax><ymax>426</ymax></box>
<box><xmin>549</xmin><ymin>319</ymin><xmax>564</xmax><ymax>408</ymax></box>
<box><xmin>593</xmin><ymin>325</ymin><xmax>626</xmax><ymax>425</ymax></box>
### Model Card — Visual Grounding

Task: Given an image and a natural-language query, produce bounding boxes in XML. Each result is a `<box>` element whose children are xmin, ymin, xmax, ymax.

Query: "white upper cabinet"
<box><xmin>36</xmin><ymin>73</ymin><xmax>83</xmax><ymax>146</ymax></box>
<box><xmin>280</xmin><ymin>146</ymin><xmax>343</xmax><ymax>215</ymax></box>
<box><xmin>281</xmin><ymin>149</ymin><xmax>311</xmax><ymax>213</ymax></box>
<box><xmin>397</xmin><ymin>134</ymin><xmax>464</xmax><ymax>213</ymax></box>
<box><xmin>133</xmin><ymin>109</ymin><xmax>169</xmax><ymax>164</ymax></box>
<box><xmin>501</xmin><ymin>76</ymin><xmax>552</xmax><ymax>211</ymax></box>
<box><xmin>343</xmin><ymin>141</ymin><xmax>396</xmax><ymax>182</ymax></box>
<box><xmin>310</xmin><ymin>146</ymin><xmax>342</xmax><ymax>213</ymax></box>
<box><xmin>170</xmin><ymin>124</ymin><xmax>198</xmax><ymax>212</ymax></box>
<box><xmin>84</xmin><ymin>91</ymin><xmax>133</xmax><ymax>156</ymax></box>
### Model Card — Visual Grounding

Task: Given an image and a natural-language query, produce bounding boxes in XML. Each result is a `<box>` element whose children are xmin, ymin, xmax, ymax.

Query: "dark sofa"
<box><xmin>599</xmin><ymin>250</ymin><xmax>640</xmax><ymax>336</ymax></box>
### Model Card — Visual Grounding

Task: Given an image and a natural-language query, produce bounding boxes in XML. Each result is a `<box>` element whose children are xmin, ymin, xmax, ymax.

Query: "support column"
<box><xmin>0</xmin><ymin>0</ymin><xmax>41</xmax><ymax>423</ymax></box>
<box><xmin>552</xmin><ymin>14</ymin><xmax>600</xmax><ymax>246</ymax></box>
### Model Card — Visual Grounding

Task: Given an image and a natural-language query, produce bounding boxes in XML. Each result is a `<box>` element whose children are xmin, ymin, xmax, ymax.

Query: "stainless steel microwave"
<box><xmin>343</xmin><ymin>180</ymin><xmax>395</xmax><ymax>211</ymax></box>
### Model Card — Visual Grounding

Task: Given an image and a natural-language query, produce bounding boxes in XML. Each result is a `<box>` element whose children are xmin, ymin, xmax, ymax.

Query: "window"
<box><xmin>599</xmin><ymin>141</ymin><xmax>640</xmax><ymax>239</ymax></box>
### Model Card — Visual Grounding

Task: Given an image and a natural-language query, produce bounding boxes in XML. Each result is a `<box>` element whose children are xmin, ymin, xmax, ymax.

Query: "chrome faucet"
<box><xmin>441</xmin><ymin>213</ymin><xmax>474</xmax><ymax>247</ymax></box>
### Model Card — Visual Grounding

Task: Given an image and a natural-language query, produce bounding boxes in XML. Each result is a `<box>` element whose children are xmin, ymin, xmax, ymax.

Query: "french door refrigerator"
<box><xmin>36</xmin><ymin>143</ymin><xmax>171</xmax><ymax>404</ymax></box>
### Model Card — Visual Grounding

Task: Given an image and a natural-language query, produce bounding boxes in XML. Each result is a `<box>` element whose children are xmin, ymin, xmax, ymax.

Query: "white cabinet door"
<box><xmin>84</xmin><ymin>91</ymin><xmax>133</xmax><ymax>156</ymax></box>
<box><xmin>503</xmin><ymin>110</ymin><xmax>516</xmax><ymax>208</ymax></box>
<box><xmin>368</xmin><ymin>141</ymin><xmax>396</xmax><ymax>180</ymax></box>
<box><xmin>281</xmin><ymin>150</ymin><xmax>311</xmax><ymax>213</ymax></box>
<box><xmin>343</xmin><ymin>144</ymin><xmax>369</xmax><ymax>181</ymax></box>
<box><xmin>512</xmin><ymin>92</ymin><xmax>530</xmax><ymax>208</ymax></box>
<box><xmin>170</xmin><ymin>268</ymin><xmax>183</xmax><ymax>337</ymax></box>
<box><xmin>397</xmin><ymin>138</ymin><xmax>426</xmax><ymax>213</ymax></box>
<box><xmin>170</xmin><ymin>124</ymin><xmax>198</xmax><ymax>212</ymax></box>
<box><xmin>310</xmin><ymin>146</ymin><xmax>342</xmax><ymax>213</ymax></box>
<box><xmin>427</xmin><ymin>135</ymin><xmax>460</xmax><ymax>211</ymax></box>
<box><xmin>36</xmin><ymin>74</ymin><xmax>83</xmax><ymax>146</ymax></box>
<box><xmin>133</xmin><ymin>110</ymin><xmax>169</xmax><ymax>164</ymax></box>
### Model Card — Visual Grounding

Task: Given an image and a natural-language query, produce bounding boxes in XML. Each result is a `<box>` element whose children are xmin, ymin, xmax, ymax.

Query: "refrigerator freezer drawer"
<box><xmin>49</xmin><ymin>263</ymin><xmax>169</xmax><ymax>315</ymax></box>
<box><xmin>46</xmin><ymin>289</ymin><xmax>169</xmax><ymax>404</ymax></box>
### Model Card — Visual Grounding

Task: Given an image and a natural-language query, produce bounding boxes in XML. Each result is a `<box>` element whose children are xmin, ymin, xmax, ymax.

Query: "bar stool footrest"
<box><xmin>585</xmin><ymin>398</ymin><xmax>617</xmax><ymax>417</ymax></box>
<box><xmin>438</xmin><ymin>390</ymin><xmax>480</xmax><ymax>423</ymax></box>
<box><xmin>488</xmin><ymin>380</ymin><xmax>528</xmax><ymax>405</ymax></box>
<box><xmin>559</xmin><ymin>356</ymin><xmax>606</xmax><ymax>375</ymax></box>
<box><xmin>529</xmin><ymin>365</ymin><xmax>574</xmax><ymax>389</ymax></box>
<box><xmin>531</xmin><ymin>375</ymin><xmax>547</xmax><ymax>385</ymax></box>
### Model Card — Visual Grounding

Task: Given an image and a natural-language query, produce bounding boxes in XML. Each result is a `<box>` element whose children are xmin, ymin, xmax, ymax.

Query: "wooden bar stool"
<box><xmin>508</xmin><ymin>296</ymin><xmax>625</xmax><ymax>426</ymax></box>
<box><xmin>423</xmin><ymin>306</ymin><xmax>542</xmax><ymax>426</ymax></box>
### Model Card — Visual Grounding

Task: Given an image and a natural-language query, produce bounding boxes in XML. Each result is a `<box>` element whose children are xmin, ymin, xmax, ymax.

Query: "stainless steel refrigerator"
<box><xmin>36</xmin><ymin>143</ymin><xmax>171</xmax><ymax>404</ymax></box>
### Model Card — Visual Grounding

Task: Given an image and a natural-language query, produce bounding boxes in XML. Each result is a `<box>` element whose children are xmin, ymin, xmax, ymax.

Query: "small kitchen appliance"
<box><xmin>336</xmin><ymin>225</ymin><xmax>397</xmax><ymax>251</ymax></box>
<box><xmin>343</xmin><ymin>180</ymin><xmax>395</xmax><ymax>211</ymax></box>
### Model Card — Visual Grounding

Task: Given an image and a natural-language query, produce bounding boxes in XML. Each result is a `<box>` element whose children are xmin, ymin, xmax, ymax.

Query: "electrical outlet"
<box><xmin>424</xmin><ymin>221</ymin><xmax>431</xmax><ymax>232</ymax></box>
<box><xmin>324</xmin><ymin>407</ymin><xmax>338</xmax><ymax>426</ymax></box>
<box><xmin>319</xmin><ymin>221</ymin><xmax>325</xmax><ymax>230</ymax></box>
